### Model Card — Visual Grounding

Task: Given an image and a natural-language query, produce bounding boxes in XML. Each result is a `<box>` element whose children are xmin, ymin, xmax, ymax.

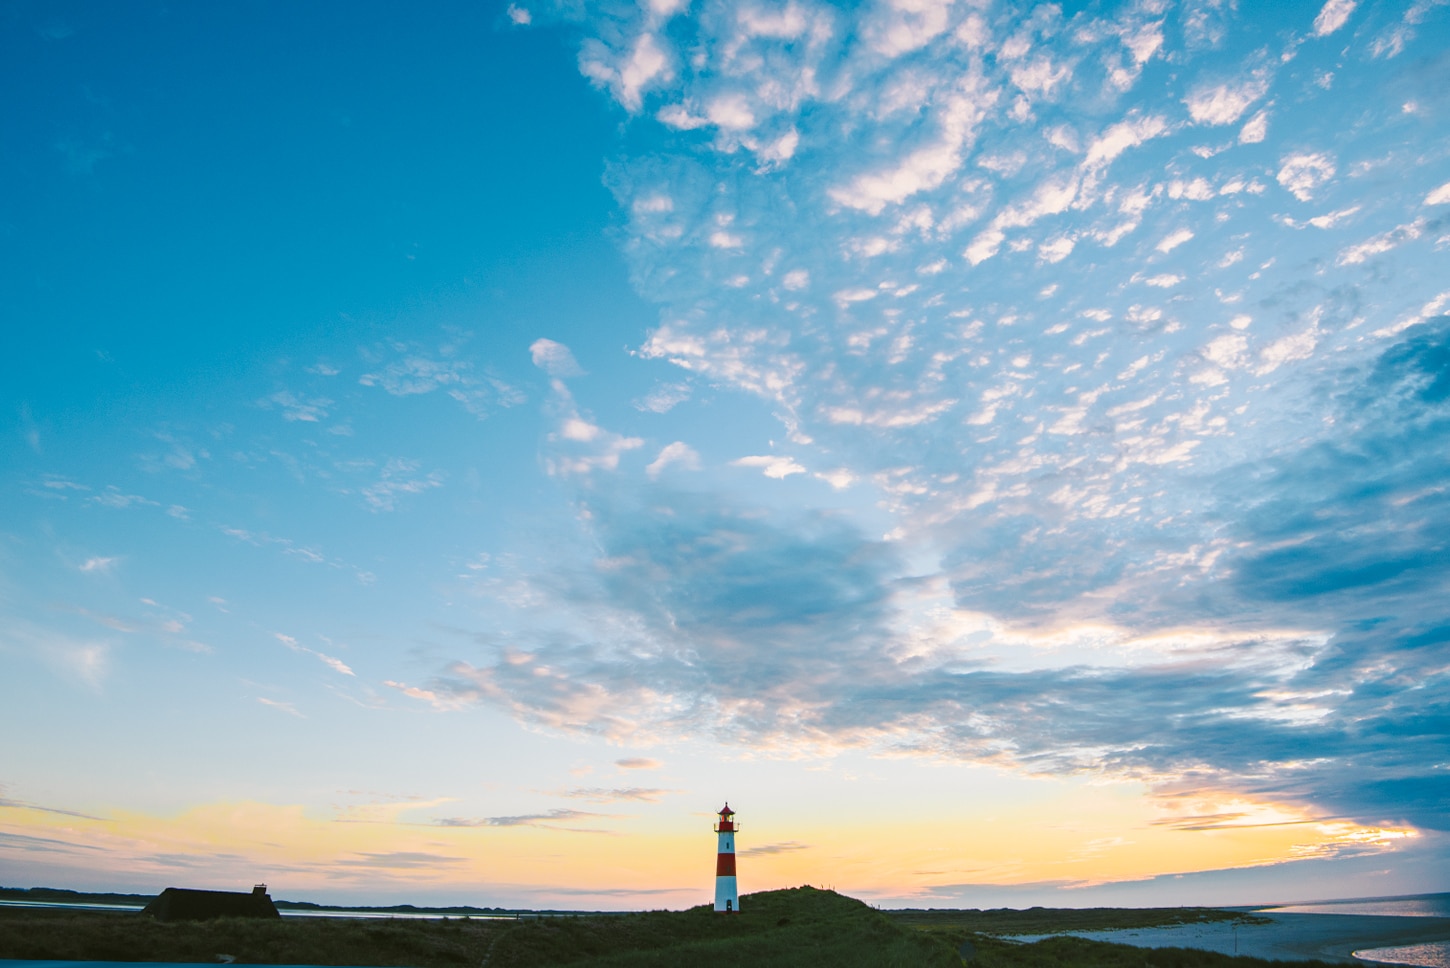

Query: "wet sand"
<box><xmin>1012</xmin><ymin>912</ymin><xmax>1450</xmax><ymax>964</ymax></box>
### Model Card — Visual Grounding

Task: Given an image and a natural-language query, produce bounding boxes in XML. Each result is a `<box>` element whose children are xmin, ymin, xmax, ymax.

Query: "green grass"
<box><xmin>885</xmin><ymin>905</ymin><xmax>1269</xmax><ymax>935</ymax></box>
<box><xmin>489</xmin><ymin>886</ymin><xmax>958</xmax><ymax>967</ymax></box>
<box><xmin>944</xmin><ymin>933</ymin><xmax>1344</xmax><ymax>968</ymax></box>
<box><xmin>0</xmin><ymin>908</ymin><xmax>504</xmax><ymax>967</ymax></box>
<box><xmin>0</xmin><ymin>887</ymin><xmax>1334</xmax><ymax>968</ymax></box>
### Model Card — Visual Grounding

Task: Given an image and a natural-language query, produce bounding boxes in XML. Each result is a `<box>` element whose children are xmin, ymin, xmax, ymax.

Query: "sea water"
<box><xmin>1261</xmin><ymin>894</ymin><xmax>1450</xmax><ymax>918</ymax></box>
<box><xmin>1257</xmin><ymin>893</ymin><xmax>1450</xmax><ymax>965</ymax></box>
<box><xmin>1351</xmin><ymin>942</ymin><xmax>1450</xmax><ymax>968</ymax></box>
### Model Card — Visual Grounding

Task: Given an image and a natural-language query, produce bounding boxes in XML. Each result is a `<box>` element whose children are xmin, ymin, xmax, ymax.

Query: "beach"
<box><xmin>1012</xmin><ymin>912</ymin><xmax>1450</xmax><ymax>965</ymax></box>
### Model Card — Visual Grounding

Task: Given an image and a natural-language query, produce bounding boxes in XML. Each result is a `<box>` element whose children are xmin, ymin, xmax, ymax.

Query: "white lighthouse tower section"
<box><xmin>713</xmin><ymin>803</ymin><xmax>739</xmax><ymax>913</ymax></box>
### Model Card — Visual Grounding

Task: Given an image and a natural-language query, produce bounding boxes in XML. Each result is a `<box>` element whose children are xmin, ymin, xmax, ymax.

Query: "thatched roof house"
<box><xmin>142</xmin><ymin>884</ymin><xmax>280</xmax><ymax>921</ymax></box>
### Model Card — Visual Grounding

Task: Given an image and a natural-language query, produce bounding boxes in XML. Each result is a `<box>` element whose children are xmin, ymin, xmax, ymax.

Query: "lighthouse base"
<box><xmin>713</xmin><ymin>876</ymin><xmax>739</xmax><ymax>913</ymax></box>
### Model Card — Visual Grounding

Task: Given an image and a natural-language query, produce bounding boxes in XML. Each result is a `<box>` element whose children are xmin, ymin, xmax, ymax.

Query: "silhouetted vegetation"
<box><xmin>0</xmin><ymin>886</ymin><xmax>1344</xmax><ymax>967</ymax></box>
<box><xmin>950</xmin><ymin>933</ymin><xmax>1344</xmax><ymax>968</ymax></box>
<box><xmin>886</xmin><ymin>904</ymin><xmax>1269</xmax><ymax>935</ymax></box>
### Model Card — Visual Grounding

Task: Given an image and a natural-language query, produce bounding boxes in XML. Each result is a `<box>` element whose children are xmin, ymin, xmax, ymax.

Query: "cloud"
<box><xmin>360</xmin><ymin>458</ymin><xmax>444</xmax><ymax>512</ymax></box>
<box><xmin>1312</xmin><ymin>0</ymin><xmax>1357</xmax><ymax>36</ymax></box>
<box><xmin>1336</xmin><ymin>219</ymin><xmax>1425</xmax><ymax>266</ymax></box>
<box><xmin>732</xmin><ymin>455</ymin><xmax>806</xmax><ymax>479</ymax></box>
<box><xmin>276</xmin><ymin>632</ymin><xmax>356</xmax><ymax>677</ymax></box>
<box><xmin>258</xmin><ymin>698</ymin><xmax>304</xmax><ymax>718</ymax></box>
<box><xmin>89</xmin><ymin>488</ymin><xmax>157</xmax><ymax>510</ymax></box>
<box><xmin>530</xmin><ymin>338</ymin><xmax>584</xmax><ymax>378</ymax></box>
<box><xmin>78</xmin><ymin>556</ymin><xmax>117</xmax><ymax>573</ymax></box>
<box><xmin>434</xmin><ymin>809</ymin><xmax>603</xmax><ymax>829</ymax></box>
<box><xmin>1277</xmin><ymin>152</ymin><xmax>1337</xmax><ymax>201</ymax></box>
<box><xmin>646</xmin><ymin>441</ymin><xmax>701</xmax><ymax>478</ymax></box>
<box><xmin>541</xmin><ymin>374</ymin><xmax>644</xmax><ymax>477</ymax></box>
<box><xmin>419</xmin><ymin>317</ymin><xmax>1450</xmax><ymax>829</ymax></box>
<box><xmin>615</xmin><ymin>757</ymin><xmax>662</xmax><ymax>770</ymax></box>
<box><xmin>741</xmin><ymin>841</ymin><xmax>810</xmax><ymax>856</ymax></box>
<box><xmin>635</xmin><ymin>382</ymin><xmax>692</xmax><ymax>413</ymax></box>
<box><xmin>411</xmin><ymin>0</ymin><xmax>1450</xmax><ymax>845</ymax></box>
<box><xmin>1239</xmin><ymin>109</ymin><xmax>1269</xmax><ymax>144</ymax></box>
<box><xmin>336</xmin><ymin>851</ymin><xmax>466</xmax><ymax>869</ymax></box>
<box><xmin>358</xmin><ymin>343</ymin><xmax>524</xmax><ymax>417</ymax></box>
<box><xmin>262</xmin><ymin>390</ymin><xmax>332</xmax><ymax>422</ymax></box>
<box><xmin>558</xmin><ymin>787</ymin><xmax>676</xmax><ymax>803</ymax></box>
<box><xmin>1184</xmin><ymin>74</ymin><xmax>1270</xmax><ymax>125</ymax></box>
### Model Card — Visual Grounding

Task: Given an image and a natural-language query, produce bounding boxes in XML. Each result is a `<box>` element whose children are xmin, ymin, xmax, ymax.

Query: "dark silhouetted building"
<box><xmin>142</xmin><ymin>884</ymin><xmax>280</xmax><ymax>921</ymax></box>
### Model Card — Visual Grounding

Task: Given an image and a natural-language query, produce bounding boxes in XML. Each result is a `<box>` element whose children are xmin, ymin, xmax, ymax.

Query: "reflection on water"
<box><xmin>1354</xmin><ymin>942</ymin><xmax>1450</xmax><ymax>967</ymax></box>
<box><xmin>1263</xmin><ymin>894</ymin><xmax>1450</xmax><ymax>918</ymax></box>
<box><xmin>0</xmin><ymin>901</ymin><xmax>144</xmax><ymax>913</ymax></box>
<box><xmin>0</xmin><ymin>899</ymin><xmax>514</xmax><ymax>920</ymax></box>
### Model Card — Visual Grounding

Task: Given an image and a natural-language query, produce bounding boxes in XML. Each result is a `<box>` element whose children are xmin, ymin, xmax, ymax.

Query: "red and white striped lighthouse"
<box><xmin>713</xmin><ymin>802</ymin><xmax>739</xmax><ymax>913</ymax></box>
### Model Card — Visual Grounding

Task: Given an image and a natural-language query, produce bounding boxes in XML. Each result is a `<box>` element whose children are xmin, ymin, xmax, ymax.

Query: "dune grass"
<box><xmin>0</xmin><ymin>907</ymin><xmax>501</xmax><ymax>967</ymax></box>
<box><xmin>885</xmin><ymin>904</ymin><xmax>1269</xmax><ymax>935</ymax></box>
<box><xmin>0</xmin><ymin>887</ymin><xmax>1341</xmax><ymax>968</ymax></box>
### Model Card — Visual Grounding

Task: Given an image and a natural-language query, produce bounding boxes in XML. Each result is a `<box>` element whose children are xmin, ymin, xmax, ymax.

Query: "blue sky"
<box><xmin>3</xmin><ymin>0</ymin><xmax>1449</xmax><ymax>909</ymax></box>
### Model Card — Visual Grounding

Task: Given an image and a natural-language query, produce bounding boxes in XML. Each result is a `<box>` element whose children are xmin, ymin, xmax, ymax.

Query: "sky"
<box><xmin>2</xmin><ymin>0</ymin><xmax>1449</xmax><ymax>911</ymax></box>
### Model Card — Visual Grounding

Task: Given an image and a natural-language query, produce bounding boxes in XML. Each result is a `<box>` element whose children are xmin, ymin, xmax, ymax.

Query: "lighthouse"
<box><xmin>713</xmin><ymin>802</ymin><xmax>739</xmax><ymax>913</ymax></box>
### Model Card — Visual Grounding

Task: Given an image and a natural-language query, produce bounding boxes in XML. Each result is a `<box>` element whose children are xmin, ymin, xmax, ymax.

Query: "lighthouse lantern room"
<box><xmin>713</xmin><ymin>803</ymin><xmax>739</xmax><ymax>913</ymax></box>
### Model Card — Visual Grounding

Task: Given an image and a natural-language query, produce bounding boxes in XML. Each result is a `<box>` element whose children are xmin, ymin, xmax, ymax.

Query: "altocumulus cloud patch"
<box><xmin>427</xmin><ymin>0</ymin><xmax>1450</xmax><ymax>832</ymax></box>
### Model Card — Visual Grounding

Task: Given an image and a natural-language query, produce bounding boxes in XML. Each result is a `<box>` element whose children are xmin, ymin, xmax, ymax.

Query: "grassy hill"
<box><xmin>0</xmin><ymin>885</ymin><xmax>1340</xmax><ymax>967</ymax></box>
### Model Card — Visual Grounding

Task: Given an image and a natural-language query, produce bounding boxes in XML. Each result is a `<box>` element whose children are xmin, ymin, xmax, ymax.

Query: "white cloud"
<box><xmin>1039</xmin><ymin>236</ymin><xmax>1075</xmax><ymax>262</ymax></box>
<box><xmin>1337</xmin><ymin>219</ymin><xmax>1426</xmax><ymax>266</ymax></box>
<box><xmin>815</xmin><ymin>468</ymin><xmax>857</xmax><ymax>490</ymax></box>
<box><xmin>706</xmin><ymin>93</ymin><xmax>755</xmax><ymax>131</ymax></box>
<box><xmin>1239</xmin><ymin>109</ymin><xmax>1269</xmax><ymax>144</ymax></box>
<box><xmin>646</xmin><ymin>441</ymin><xmax>702</xmax><ymax>479</ymax></box>
<box><xmin>1312</xmin><ymin>0</ymin><xmax>1357</xmax><ymax>36</ymax></box>
<box><xmin>258</xmin><ymin>697</ymin><xmax>304</xmax><ymax>718</ymax></box>
<box><xmin>1276</xmin><ymin>152</ymin><xmax>1337</xmax><ymax>201</ymax></box>
<box><xmin>1156</xmin><ymin>229</ymin><xmax>1194</xmax><ymax>253</ymax></box>
<box><xmin>1425</xmin><ymin>182</ymin><xmax>1450</xmax><ymax>205</ymax></box>
<box><xmin>781</xmin><ymin>269</ymin><xmax>810</xmax><ymax>290</ymax></box>
<box><xmin>1082</xmin><ymin>114</ymin><xmax>1170</xmax><ymax>170</ymax></box>
<box><xmin>1257</xmin><ymin>328</ymin><xmax>1320</xmax><ymax>373</ymax></box>
<box><xmin>506</xmin><ymin>4</ymin><xmax>531</xmax><ymax>26</ymax></box>
<box><xmin>863</xmin><ymin>0</ymin><xmax>953</xmax><ymax>57</ymax></box>
<box><xmin>635</xmin><ymin>382</ymin><xmax>692</xmax><ymax>413</ymax></box>
<box><xmin>733</xmin><ymin>455</ymin><xmax>807</xmax><ymax>479</ymax></box>
<box><xmin>593</xmin><ymin>32</ymin><xmax>671</xmax><ymax>113</ymax></box>
<box><xmin>1185</xmin><ymin>75</ymin><xmax>1270</xmax><ymax>126</ymax></box>
<box><xmin>530</xmin><ymin>338</ymin><xmax>584</xmax><ymax>378</ymax></box>
<box><xmin>829</xmin><ymin>91</ymin><xmax>989</xmax><ymax>215</ymax></box>
<box><xmin>317</xmin><ymin>653</ymin><xmax>356</xmax><ymax>676</ymax></box>
<box><xmin>79</xmin><ymin>556</ymin><xmax>117</xmax><ymax>573</ymax></box>
<box><xmin>264</xmin><ymin>390</ymin><xmax>332</xmax><ymax>422</ymax></box>
<box><xmin>1307</xmin><ymin>205</ymin><xmax>1360</xmax><ymax>229</ymax></box>
<box><xmin>361</xmin><ymin>459</ymin><xmax>444</xmax><ymax>511</ymax></box>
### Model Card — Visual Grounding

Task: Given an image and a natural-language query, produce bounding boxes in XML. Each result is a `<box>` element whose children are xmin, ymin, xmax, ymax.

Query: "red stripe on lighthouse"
<box><xmin>716</xmin><ymin>852</ymin><xmax>736</xmax><ymax>876</ymax></box>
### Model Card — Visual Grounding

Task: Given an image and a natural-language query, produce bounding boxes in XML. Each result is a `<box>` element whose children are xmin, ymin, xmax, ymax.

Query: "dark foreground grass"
<box><xmin>0</xmin><ymin>888</ymin><xmax>954</xmax><ymax>967</ymax></box>
<box><xmin>490</xmin><ymin>886</ymin><xmax>956</xmax><ymax>967</ymax></box>
<box><xmin>0</xmin><ymin>908</ymin><xmax>502</xmax><ymax>967</ymax></box>
<box><xmin>0</xmin><ymin>888</ymin><xmax>1341</xmax><ymax>968</ymax></box>
<box><xmin>952</xmin><ymin>933</ymin><xmax>1345</xmax><ymax>968</ymax></box>
<box><xmin>886</xmin><ymin>905</ymin><xmax>1269</xmax><ymax>935</ymax></box>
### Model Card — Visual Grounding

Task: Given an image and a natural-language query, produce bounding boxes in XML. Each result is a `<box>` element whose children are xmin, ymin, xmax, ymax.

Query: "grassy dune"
<box><xmin>0</xmin><ymin>887</ymin><xmax>1339</xmax><ymax>967</ymax></box>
